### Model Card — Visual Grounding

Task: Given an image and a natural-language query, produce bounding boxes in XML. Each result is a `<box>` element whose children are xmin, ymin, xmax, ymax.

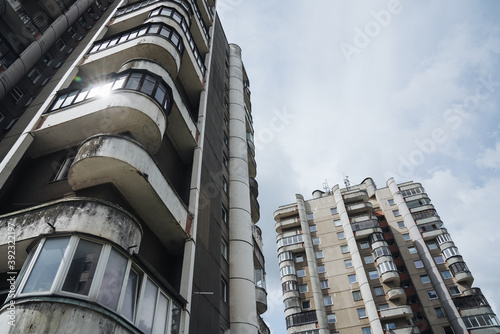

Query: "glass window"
<box><xmin>125</xmin><ymin>73</ymin><xmax>142</xmax><ymax>90</ymax></box>
<box><xmin>449</xmin><ymin>286</ymin><xmax>461</xmax><ymax>296</ymax></box>
<box><xmin>302</xmin><ymin>300</ymin><xmax>311</xmax><ymax>310</ymax></box>
<box><xmin>434</xmin><ymin>256</ymin><xmax>445</xmax><ymax>264</ymax></box>
<box><xmin>22</xmin><ymin>237</ymin><xmax>70</xmax><ymax>294</ymax></box>
<box><xmin>323</xmin><ymin>296</ymin><xmax>333</xmax><ymax>306</ymax></box>
<box><xmin>369</xmin><ymin>270</ymin><xmax>379</xmax><ymax>279</ymax></box>
<box><xmin>320</xmin><ymin>280</ymin><xmax>329</xmax><ymax>289</ymax></box>
<box><xmin>374</xmin><ymin>286</ymin><xmax>384</xmax><ymax>296</ymax></box>
<box><xmin>297</xmin><ymin>269</ymin><xmax>306</xmax><ymax>277</ymax></box>
<box><xmin>334</xmin><ymin>219</ymin><xmax>341</xmax><ymax>227</ymax></box>
<box><xmin>427</xmin><ymin>242</ymin><xmax>438</xmax><ymax>250</ymax></box>
<box><xmin>316</xmin><ymin>251</ymin><xmax>324</xmax><ymax>259</ymax></box>
<box><xmin>427</xmin><ymin>290</ymin><xmax>438</xmax><ymax>300</ymax></box>
<box><xmin>362</xmin><ymin>328</ymin><xmax>372</xmax><ymax>334</ymax></box>
<box><xmin>312</xmin><ymin>237</ymin><xmax>320</xmax><ymax>245</ymax></box>
<box><xmin>220</xmin><ymin>279</ymin><xmax>227</xmax><ymax>302</ymax></box>
<box><xmin>421</xmin><ymin>275</ymin><xmax>430</xmax><ymax>284</ymax></box>
<box><xmin>121</xmin><ymin>269</ymin><xmax>138</xmax><ymax>321</ymax></box>
<box><xmin>154</xmin><ymin>83</ymin><xmax>167</xmax><ymax>105</ymax></box>
<box><xmin>97</xmin><ymin>248</ymin><xmax>128</xmax><ymax>310</ymax></box>
<box><xmin>344</xmin><ymin>259</ymin><xmax>353</xmax><ymax>268</ymax></box>
<box><xmin>137</xmin><ymin>278</ymin><xmax>158</xmax><ymax>333</ymax></box>
<box><xmin>352</xmin><ymin>290</ymin><xmax>362</xmax><ymax>301</ymax></box>
<box><xmin>414</xmin><ymin>260</ymin><xmax>424</xmax><ymax>268</ymax></box>
<box><xmin>348</xmin><ymin>274</ymin><xmax>357</xmax><ymax>283</ymax></box>
<box><xmin>330</xmin><ymin>208</ymin><xmax>338</xmax><ymax>215</ymax></box>
<box><xmin>318</xmin><ymin>266</ymin><xmax>326</xmax><ymax>274</ymax></box>
<box><xmin>402</xmin><ymin>233</ymin><xmax>411</xmax><ymax>241</ymax></box>
<box><xmin>152</xmin><ymin>293</ymin><xmax>169</xmax><ymax>334</ymax></box>
<box><xmin>435</xmin><ymin>307</ymin><xmax>445</xmax><ymax>318</ymax></box>
<box><xmin>441</xmin><ymin>270</ymin><xmax>452</xmax><ymax>279</ymax></box>
<box><xmin>393</xmin><ymin>209</ymin><xmax>401</xmax><ymax>217</ymax></box>
<box><xmin>397</xmin><ymin>221</ymin><xmax>405</xmax><ymax>228</ymax></box>
<box><xmin>360</xmin><ymin>241</ymin><xmax>370</xmax><ymax>249</ymax></box>
<box><xmin>337</xmin><ymin>232</ymin><xmax>345</xmax><ymax>240</ymax></box>
<box><xmin>358</xmin><ymin>308</ymin><xmax>367</xmax><ymax>318</ymax></box>
<box><xmin>221</xmin><ymin>240</ymin><xmax>228</xmax><ymax>260</ymax></box>
<box><xmin>222</xmin><ymin>206</ymin><xmax>228</xmax><ymax>224</ymax></box>
<box><xmin>307</xmin><ymin>213</ymin><xmax>314</xmax><ymax>220</ymax></box>
<box><xmin>408</xmin><ymin>247</ymin><xmax>417</xmax><ymax>254</ymax></box>
<box><xmin>379</xmin><ymin>303</ymin><xmax>389</xmax><ymax>310</ymax></box>
<box><xmin>364</xmin><ymin>255</ymin><xmax>374</xmax><ymax>264</ymax></box>
<box><xmin>170</xmin><ymin>302</ymin><xmax>181</xmax><ymax>334</ymax></box>
<box><xmin>388</xmin><ymin>199</ymin><xmax>395</xmax><ymax>205</ymax></box>
<box><xmin>299</xmin><ymin>284</ymin><xmax>308</xmax><ymax>293</ymax></box>
<box><xmin>62</xmin><ymin>239</ymin><xmax>103</xmax><ymax>295</ymax></box>
<box><xmin>309</xmin><ymin>225</ymin><xmax>317</xmax><ymax>232</ymax></box>
<box><xmin>341</xmin><ymin>245</ymin><xmax>349</xmax><ymax>254</ymax></box>
<box><xmin>327</xmin><ymin>313</ymin><xmax>336</xmax><ymax>323</ymax></box>
<box><xmin>295</xmin><ymin>254</ymin><xmax>304</xmax><ymax>263</ymax></box>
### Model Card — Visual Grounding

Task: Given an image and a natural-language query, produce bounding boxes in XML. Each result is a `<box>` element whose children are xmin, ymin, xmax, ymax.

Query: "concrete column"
<box><xmin>387</xmin><ymin>178</ymin><xmax>467</xmax><ymax>334</ymax></box>
<box><xmin>228</xmin><ymin>44</ymin><xmax>258</xmax><ymax>334</ymax></box>
<box><xmin>333</xmin><ymin>185</ymin><xmax>384</xmax><ymax>334</ymax></box>
<box><xmin>295</xmin><ymin>194</ymin><xmax>329</xmax><ymax>334</ymax></box>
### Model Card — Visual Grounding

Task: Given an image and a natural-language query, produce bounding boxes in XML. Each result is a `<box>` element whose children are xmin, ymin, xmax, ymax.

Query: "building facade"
<box><xmin>0</xmin><ymin>0</ymin><xmax>268</xmax><ymax>333</ymax></box>
<box><xmin>274</xmin><ymin>177</ymin><xmax>500</xmax><ymax>334</ymax></box>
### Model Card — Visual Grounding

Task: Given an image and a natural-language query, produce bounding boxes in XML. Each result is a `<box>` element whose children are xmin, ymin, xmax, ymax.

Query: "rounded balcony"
<box><xmin>248</xmin><ymin>152</ymin><xmax>257</xmax><ymax>178</ymax></box>
<box><xmin>378</xmin><ymin>305</ymin><xmax>413</xmax><ymax>320</ymax></box>
<box><xmin>275</xmin><ymin>217</ymin><xmax>301</xmax><ymax>234</ymax></box>
<box><xmin>68</xmin><ymin>134</ymin><xmax>191</xmax><ymax>254</ymax></box>
<box><xmin>256</xmin><ymin>286</ymin><xmax>268</xmax><ymax>315</ymax></box>
<box><xmin>274</xmin><ymin>203</ymin><xmax>297</xmax><ymax>221</ymax></box>
<box><xmin>342</xmin><ymin>189</ymin><xmax>369</xmax><ymax>203</ymax></box>
<box><xmin>345</xmin><ymin>201</ymin><xmax>373</xmax><ymax>214</ymax></box>
<box><xmin>455</xmin><ymin>271</ymin><xmax>474</xmax><ymax>285</ymax></box>
<box><xmin>32</xmin><ymin>69</ymin><xmax>174</xmax><ymax>157</ymax></box>
<box><xmin>387</xmin><ymin>287</ymin><xmax>407</xmax><ymax>304</ymax></box>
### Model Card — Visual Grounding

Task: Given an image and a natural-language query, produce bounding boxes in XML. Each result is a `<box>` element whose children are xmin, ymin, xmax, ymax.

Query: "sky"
<box><xmin>219</xmin><ymin>1</ymin><xmax>500</xmax><ymax>333</ymax></box>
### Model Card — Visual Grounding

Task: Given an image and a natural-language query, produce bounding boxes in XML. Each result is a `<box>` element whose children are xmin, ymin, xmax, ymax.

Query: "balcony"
<box><xmin>250</xmin><ymin>177</ymin><xmax>259</xmax><ymax>198</ymax></box>
<box><xmin>379</xmin><ymin>306</ymin><xmax>413</xmax><ymax>320</ymax></box>
<box><xmin>387</xmin><ymin>288</ymin><xmax>407</xmax><ymax>304</ymax></box>
<box><xmin>68</xmin><ymin>134</ymin><xmax>191</xmax><ymax>254</ymax></box>
<box><xmin>275</xmin><ymin>217</ymin><xmax>301</xmax><ymax>234</ymax></box>
<box><xmin>256</xmin><ymin>286</ymin><xmax>268</xmax><ymax>314</ymax></box>
<box><xmin>248</xmin><ymin>152</ymin><xmax>257</xmax><ymax>178</ymax></box>
<box><xmin>381</xmin><ymin>271</ymin><xmax>400</xmax><ymax>285</ymax></box>
<box><xmin>385</xmin><ymin>326</ymin><xmax>421</xmax><ymax>334</ymax></box>
<box><xmin>247</xmin><ymin>132</ymin><xmax>255</xmax><ymax>157</ymax></box>
<box><xmin>286</xmin><ymin>310</ymin><xmax>317</xmax><ymax>329</ymax></box>
<box><xmin>0</xmin><ymin>198</ymin><xmax>142</xmax><ymax>273</ymax></box>
<box><xmin>346</xmin><ymin>201</ymin><xmax>373</xmax><ymax>214</ymax></box>
<box><xmin>251</xmin><ymin>191</ymin><xmax>260</xmax><ymax>223</ymax></box>
<box><xmin>421</xmin><ymin>228</ymin><xmax>446</xmax><ymax>240</ymax></box>
<box><xmin>258</xmin><ymin>315</ymin><xmax>271</xmax><ymax>334</ymax></box>
<box><xmin>455</xmin><ymin>271</ymin><xmax>474</xmax><ymax>285</ymax></box>
<box><xmin>274</xmin><ymin>204</ymin><xmax>298</xmax><ymax>220</ymax></box>
<box><xmin>351</xmin><ymin>219</ymin><xmax>380</xmax><ymax>239</ymax></box>
<box><xmin>342</xmin><ymin>189</ymin><xmax>369</xmax><ymax>203</ymax></box>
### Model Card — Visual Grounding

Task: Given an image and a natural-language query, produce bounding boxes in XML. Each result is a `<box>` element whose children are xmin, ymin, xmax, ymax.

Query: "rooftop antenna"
<box><xmin>343</xmin><ymin>173</ymin><xmax>351</xmax><ymax>190</ymax></box>
<box><xmin>323</xmin><ymin>179</ymin><xmax>330</xmax><ymax>194</ymax></box>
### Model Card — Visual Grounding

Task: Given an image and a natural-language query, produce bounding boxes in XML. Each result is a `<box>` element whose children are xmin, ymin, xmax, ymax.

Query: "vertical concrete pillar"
<box><xmin>295</xmin><ymin>194</ymin><xmax>329</xmax><ymax>334</ymax></box>
<box><xmin>227</xmin><ymin>43</ymin><xmax>258</xmax><ymax>334</ymax></box>
<box><xmin>387</xmin><ymin>178</ymin><xmax>467</xmax><ymax>334</ymax></box>
<box><xmin>333</xmin><ymin>185</ymin><xmax>384</xmax><ymax>334</ymax></box>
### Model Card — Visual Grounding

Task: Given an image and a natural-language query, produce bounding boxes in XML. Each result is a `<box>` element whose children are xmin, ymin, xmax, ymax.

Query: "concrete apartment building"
<box><xmin>0</xmin><ymin>0</ymin><xmax>268</xmax><ymax>333</ymax></box>
<box><xmin>274</xmin><ymin>177</ymin><xmax>500</xmax><ymax>334</ymax></box>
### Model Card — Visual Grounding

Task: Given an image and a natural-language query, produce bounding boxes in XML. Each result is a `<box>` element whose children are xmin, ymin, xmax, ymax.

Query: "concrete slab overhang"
<box><xmin>379</xmin><ymin>305</ymin><xmax>413</xmax><ymax>320</ymax></box>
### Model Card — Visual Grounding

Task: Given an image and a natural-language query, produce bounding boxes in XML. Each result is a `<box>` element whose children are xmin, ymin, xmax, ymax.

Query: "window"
<box><xmin>323</xmin><ymin>296</ymin><xmax>333</xmax><ymax>306</ymax></box>
<box><xmin>397</xmin><ymin>221</ymin><xmax>405</xmax><ymax>228</ymax></box>
<box><xmin>334</xmin><ymin>219</ymin><xmax>341</xmax><ymax>227</ymax></box>
<box><xmin>284</xmin><ymin>297</ymin><xmax>300</xmax><ymax>309</ymax></box>
<box><xmin>56</xmin><ymin>38</ymin><xmax>66</xmax><ymax>51</ymax></box>
<box><xmin>357</xmin><ymin>308</ymin><xmax>367</xmax><ymax>318</ymax></box>
<box><xmin>408</xmin><ymin>246</ymin><xmax>417</xmax><ymax>254</ymax></box>
<box><xmin>344</xmin><ymin>259</ymin><xmax>353</xmax><ymax>268</ymax></box>
<box><xmin>427</xmin><ymin>290</ymin><xmax>438</xmax><ymax>300</ymax></box>
<box><xmin>435</xmin><ymin>307</ymin><xmax>445</xmax><ymax>318</ymax></box>
<box><xmin>318</xmin><ymin>266</ymin><xmax>326</xmax><ymax>274</ymax></box>
<box><xmin>379</xmin><ymin>303</ymin><xmax>389</xmax><ymax>310</ymax></box>
<box><xmin>299</xmin><ymin>284</ymin><xmax>308</xmax><ymax>293</ymax></box>
<box><xmin>360</xmin><ymin>241</ymin><xmax>370</xmax><ymax>249</ymax></box>
<box><xmin>374</xmin><ymin>286</ymin><xmax>384</xmax><ymax>296</ymax></box>
<box><xmin>282</xmin><ymin>281</ymin><xmax>298</xmax><ymax>293</ymax></box>
<box><xmin>369</xmin><ymin>270</ymin><xmax>379</xmax><ymax>279</ymax></box>
<box><xmin>222</xmin><ymin>178</ymin><xmax>228</xmax><ymax>193</ymax></box>
<box><xmin>295</xmin><ymin>254</ymin><xmax>304</xmax><ymax>263</ymax></box>
<box><xmin>364</xmin><ymin>255</ymin><xmax>374</xmax><ymax>264</ymax></box>
<box><xmin>327</xmin><ymin>314</ymin><xmax>336</xmax><ymax>323</ymax></box>
<box><xmin>388</xmin><ymin>199</ymin><xmax>395</xmax><ymax>205</ymax></box>
<box><xmin>330</xmin><ymin>208</ymin><xmax>338</xmax><ymax>215</ymax></box>
<box><xmin>337</xmin><ymin>232</ymin><xmax>345</xmax><ymax>240</ymax></box>
<box><xmin>441</xmin><ymin>270</ymin><xmax>452</xmax><ymax>279</ymax></box>
<box><xmin>316</xmin><ymin>251</ymin><xmax>324</xmax><ymax>259</ymax></box>
<box><xmin>402</xmin><ymin>233</ymin><xmax>411</xmax><ymax>241</ymax></box>
<box><xmin>27</xmin><ymin>68</ymin><xmax>41</xmax><ymax>84</ymax></box>
<box><xmin>443</xmin><ymin>326</ymin><xmax>454</xmax><ymax>334</ymax></box>
<box><xmin>462</xmin><ymin>314</ymin><xmax>500</xmax><ymax>329</ymax></box>
<box><xmin>427</xmin><ymin>242</ymin><xmax>438</xmax><ymax>250</ymax></box>
<box><xmin>302</xmin><ymin>300</ymin><xmax>311</xmax><ymax>310</ymax></box>
<box><xmin>297</xmin><ymin>269</ymin><xmax>306</xmax><ymax>277</ymax></box>
<box><xmin>442</xmin><ymin>247</ymin><xmax>460</xmax><ymax>260</ymax></box>
<box><xmin>385</xmin><ymin>323</ymin><xmax>396</xmax><ymax>330</ymax></box>
<box><xmin>312</xmin><ymin>237</ymin><xmax>320</xmax><ymax>245</ymax></box>
<box><xmin>341</xmin><ymin>245</ymin><xmax>349</xmax><ymax>254</ymax></box>
<box><xmin>307</xmin><ymin>213</ymin><xmax>314</xmax><ymax>220</ymax></box>
<box><xmin>434</xmin><ymin>256</ymin><xmax>445</xmax><ymax>264</ymax></box>
<box><xmin>223</xmin><ymin>153</ymin><xmax>228</xmax><ymax>168</ymax></box>
<box><xmin>449</xmin><ymin>286</ymin><xmax>461</xmax><ymax>296</ymax></box>
<box><xmin>392</xmin><ymin>209</ymin><xmax>401</xmax><ymax>217</ymax></box>
<box><xmin>222</xmin><ymin>206</ymin><xmax>228</xmax><ymax>224</ymax></box>
<box><xmin>221</xmin><ymin>240</ymin><xmax>228</xmax><ymax>260</ymax></box>
<box><xmin>421</xmin><ymin>275</ymin><xmax>430</xmax><ymax>284</ymax></box>
<box><xmin>221</xmin><ymin>279</ymin><xmax>228</xmax><ymax>302</ymax></box>
<box><xmin>223</xmin><ymin>133</ymin><xmax>229</xmax><ymax>146</ymax></box>
<box><xmin>320</xmin><ymin>280</ymin><xmax>329</xmax><ymax>289</ymax></box>
<box><xmin>51</xmin><ymin>156</ymin><xmax>75</xmax><ymax>181</ymax></box>
<box><xmin>352</xmin><ymin>290</ymin><xmax>362</xmax><ymax>301</ymax></box>
<box><xmin>309</xmin><ymin>225</ymin><xmax>317</xmax><ymax>232</ymax></box>
<box><xmin>414</xmin><ymin>260</ymin><xmax>424</xmax><ymax>268</ymax></box>
<box><xmin>376</xmin><ymin>260</ymin><xmax>397</xmax><ymax>274</ymax></box>
<box><xmin>279</xmin><ymin>251</ymin><xmax>293</xmax><ymax>263</ymax></box>
<box><xmin>348</xmin><ymin>274</ymin><xmax>357</xmax><ymax>283</ymax></box>
<box><xmin>9</xmin><ymin>85</ymin><xmax>24</xmax><ymax>104</ymax></box>
<box><xmin>280</xmin><ymin>266</ymin><xmax>296</xmax><ymax>277</ymax></box>
<box><xmin>362</xmin><ymin>328</ymin><xmax>372</xmax><ymax>334</ymax></box>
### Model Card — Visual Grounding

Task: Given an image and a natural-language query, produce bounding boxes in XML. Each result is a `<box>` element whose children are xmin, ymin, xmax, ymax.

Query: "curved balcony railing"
<box><xmin>3</xmin><ymin>234</ymin><xmax>183</xmax><ymax>334</ymax></box>
<box><xmin>115</xmin><ymin>0</ymin><xmax>192</xmax><ymax>18</ymax></box>
<box><xmin>387</xmin><ymin>287</ymin><xmax>407</xmax><ymax>303</ymax></box>
<box><xmin>274</xmin><ymin>204</ymin><xmax>298</xmax><ymax>220</ymax></box>
<box><xmin>342</xmin><ymin>189</ymin><xmax>369</xmax><ymax>203</ymax></box>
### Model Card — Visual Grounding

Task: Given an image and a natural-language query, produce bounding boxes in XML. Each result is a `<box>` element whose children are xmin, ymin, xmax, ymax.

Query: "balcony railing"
<box><xmin>115</xmin><ymin>0</ymin><xmax>192</xmax><ymax>19</ymax></box>
<box><xmin>189</xmin><ymin>0</ymin><xmax>209</xmax><ymax>41</ymax></box>
<box><xmin>286</xmin><ymin>310</ymin><xmax>317</xmax><ymax>329</ymax></box>
<box><xmin>351</xmin><ymin>218</ymin><xmax>379</xmax><ymax>232</ymax></box>
<box><xmin>453</xmin><ymin>293</ymin><xmax>490</xmax><ymax>310</ymax></box>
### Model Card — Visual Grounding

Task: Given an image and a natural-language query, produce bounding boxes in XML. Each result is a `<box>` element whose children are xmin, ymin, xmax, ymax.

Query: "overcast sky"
<box><xmin>219</xmin><ymin>1</ymin><xmax>500</xmax><ymax>332</ymax></box>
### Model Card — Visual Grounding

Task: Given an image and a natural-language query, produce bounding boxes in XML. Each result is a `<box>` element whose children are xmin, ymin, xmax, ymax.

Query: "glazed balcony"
<box><xmin>32</xmin><ymin>70</ymin><xmax>172</xmax><ymax>157</ymax></box>
<box><xmin>346</xmin><ymin>201</ymin><xmax>373</xmax><ymax>214</ymax></box>
<box><xmin>251</xmin><ymin>191</ymin><xmax>260</xmax><ymax>223</ymax></box>
<box><xmin>342</xmin><ymin>189</ymin><xmax>369</xmax><ymax>203</ymax></box>
<box><xmin>248</xmin><ymin>152</ymin><xmax>257</xmax><ymax>178</ymax></box>
<box><xmin>453</xmin><ymin>290</ymin><xmax>490</xmax><ymax>311</ymax></box>
<box><xmin>247</xmin><ymin>132</ymin><xmax>255</xmax><ymax>157</ymax></box>
<box><xmin>0</xmin><ymin>198</ymin><xmax>142</xmax><ymax>273</ymax></box>
<box><xmin>387</xmin><ymin>288</ymin><xmax>407</xmax><ymax>304</ymax></box>
<box><xmin>275</xmin><ymin>217</ymin><xmax>301</xmax><ymax>234</ymax></box>
<box><xmin>378</xmin><ymin>305</ymin><xmax>413</xmax><ymax>320</ymax></box>
<box><xmin>68</xmin><ymin>134</ymin><xmax>191</xmax><ymax>253</ymax></box>
<box><xmin>286</xmin><ymin>310</ymin><xmax>318</xmax><ymax>329</ymax></box>
<box><xmin>256</xmin><ymin>286</ymin><xmax>268</xmax><ymax>314</ymax></box>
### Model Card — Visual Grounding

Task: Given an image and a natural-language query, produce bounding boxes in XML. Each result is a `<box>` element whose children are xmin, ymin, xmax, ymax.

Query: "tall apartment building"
<box><xmin>0</xmin><ymin>0</ymin><xmax>268</xmax><ymax>333</ymax></box>
<box><xmin>274</xmin><ymin>177</ymin><xmax>500</xmax><ymax>334</ymax></box>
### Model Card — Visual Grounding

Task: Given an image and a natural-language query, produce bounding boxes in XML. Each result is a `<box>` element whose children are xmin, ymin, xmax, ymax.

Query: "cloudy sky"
<box><xmin>219</xmin><ymin>1</ymin><xmax>500</xmax><ymax>332</ymax></box>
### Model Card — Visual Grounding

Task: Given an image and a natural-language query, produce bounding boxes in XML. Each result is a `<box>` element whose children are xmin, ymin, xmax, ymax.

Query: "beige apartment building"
<box><xmin>275</xmin><ymin>177</ymin><xmax>500</xmax><ymax>334</ymax></box>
